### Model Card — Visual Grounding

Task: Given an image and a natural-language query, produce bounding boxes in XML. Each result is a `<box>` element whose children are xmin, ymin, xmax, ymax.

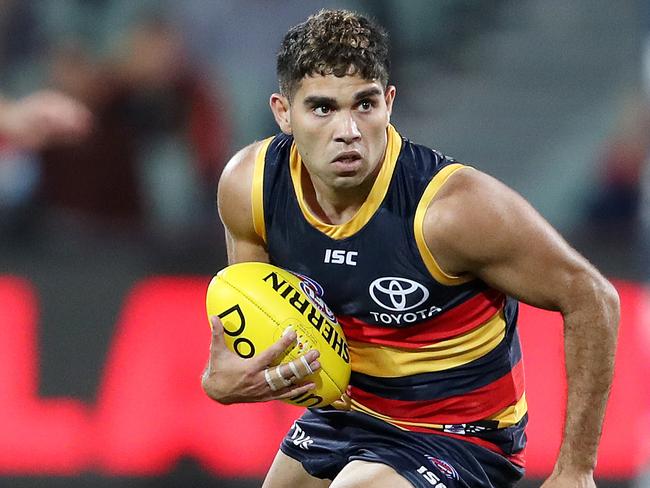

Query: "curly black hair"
<box><xmin>277</xmin><ymin>9</ymin><xmax>390</xmax><ymax>100</ymax></box>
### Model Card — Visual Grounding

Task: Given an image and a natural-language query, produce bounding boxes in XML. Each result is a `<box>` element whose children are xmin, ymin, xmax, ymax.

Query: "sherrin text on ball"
<box><xmin>206</xmin><ymin>262</ymin><xmax>350</xmax><ymax>408</ymax></box>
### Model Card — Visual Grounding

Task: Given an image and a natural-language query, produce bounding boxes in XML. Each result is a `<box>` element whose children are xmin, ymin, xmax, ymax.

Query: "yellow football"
<box><xmin>206</xmin><ymin>262</ymin><xmax>350</xmax><ymax>408</ymax></box>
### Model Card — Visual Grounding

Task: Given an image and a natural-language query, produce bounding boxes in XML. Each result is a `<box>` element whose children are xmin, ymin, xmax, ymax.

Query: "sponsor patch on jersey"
<box><xmin>294</xmin><ymin>273</ymin><xmax>338</xmax><ymax>324</ymax></box>
<box><xmin>426</xmin><ymin>455</ymin><xmax>460</xmax><ymax>480</ymax></box>
<box><xmin>369</xmin><ymin>276</ymin><xmax>429</xmax><ymax>311</ymax></box>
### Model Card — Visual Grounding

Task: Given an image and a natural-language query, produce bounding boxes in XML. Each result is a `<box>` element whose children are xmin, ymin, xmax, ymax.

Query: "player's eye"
<box><xmin>358</xmin><ymin>100</ymin><xmax>374</xmax><ymax>112</ymax></box>
<box><xmin>314</xmin><ymin>105</ymin><xmax>332</xmax><ymax>116</ymax></box>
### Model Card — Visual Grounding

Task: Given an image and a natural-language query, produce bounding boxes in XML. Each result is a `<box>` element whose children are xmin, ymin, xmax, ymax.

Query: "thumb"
<box><xmin>208</xmin><ymin>315</ymin><xmax>230</xmax><ymax>359</ymax></box>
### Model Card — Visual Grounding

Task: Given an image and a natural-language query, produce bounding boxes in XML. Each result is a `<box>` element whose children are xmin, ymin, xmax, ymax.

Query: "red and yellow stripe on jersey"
<box><xmin>341</xmin><ymin>289</ymin><xmax>527</xmax><ymax>466</ymax></box>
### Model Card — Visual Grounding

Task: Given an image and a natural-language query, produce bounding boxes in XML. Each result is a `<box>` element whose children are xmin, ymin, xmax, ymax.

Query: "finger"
<box><xmin>274</xmin><ymin>382</ymin><xmax>316</xmax><ymax>401</ymax></box>
<box><xmin>267</xmin><ymin>350</ymin><xmax>320</xmax><ymax>387</ymax></box>
<box><xmin>286</xmin><ymin>351</ymin><xmax>320</xmax><ymax>379</ymax></box>
<box><xmin>255</xmin><ymin>326</ymin><xmax>297</xmax><ymax>366</ymax></box>
<box><xmin>203</xmin><ymin>319</ymin><xmax>227</xmax><ymax>381</ymax></box>
<box><xmin>331</xmin><ymin>393</ymin><xmax>351</xmax><ymax>411</ymax></box>
<box><xmin>265</xmin><ymin>350</ymin><xmax>322</xmax><ymax>390</ymax></box>
<box><xmin>264</xmin><ymin>366</ymin><xmax>292</xmax><ymax>391</ymax></box>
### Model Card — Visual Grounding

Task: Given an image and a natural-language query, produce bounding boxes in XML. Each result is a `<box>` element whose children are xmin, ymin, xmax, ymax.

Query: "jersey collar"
<box><xmin>289</xmin><ymin>124</ymin><xmax>402</xmax><ymax>240</ymax></box>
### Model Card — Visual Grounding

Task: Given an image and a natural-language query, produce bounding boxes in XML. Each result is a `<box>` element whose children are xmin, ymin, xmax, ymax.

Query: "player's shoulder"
<box><xmin>426</xmin><ymin>165</ymin><xmax>532</xmax><ymax>248</ymax></box>
<box><xmin>217</xmin><ymin>139</ymin><xmax>270</xmax><ymax>236</ymax></box>
<box><xmin>434</xmin><ymin>166</ymin><xmax>518</xmax><ymax>212</ymax></box>
<box><xmin>436</xmin><ymin>166</ymin><xmax>499</xmax><ymax>199</ymax></box>
<box><xmin>219</xmin><ymin>138</ymin><xmax>276</xmax><ymax>204</ymax></box>
<box><xmin>220</xmin><ymin>140</ymin><xmax>266</xmax><ymax>187</ymax></box>
<box><xmin>422</xmin><ymin>165</ymin><xmax>538</xmax><ymax>276</ymax></box>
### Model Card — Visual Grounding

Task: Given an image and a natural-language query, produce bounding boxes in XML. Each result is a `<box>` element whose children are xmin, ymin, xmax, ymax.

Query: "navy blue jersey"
<box><xmin>252</xmin><ymin>125</ymin><xmax>526</xmax><ymax>465</ymax></box>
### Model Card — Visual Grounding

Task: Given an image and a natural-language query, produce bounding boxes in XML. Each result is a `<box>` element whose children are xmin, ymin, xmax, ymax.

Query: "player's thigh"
<box><xmin>262</xmin><ymin>450</ymin><xmax>331</xmax><ymax>488</ymax></box>
<box><xmin>330</xmin><ymin>460</ymin><xmax>413</xmax><ymax>488</ymax></box>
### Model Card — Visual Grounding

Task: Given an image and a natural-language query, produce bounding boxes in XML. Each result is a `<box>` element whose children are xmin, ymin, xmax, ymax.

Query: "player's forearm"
<box><xmin>556</xmin><ymin>275</ymin><xmax>619</xmax><ymax>473</ymax></box>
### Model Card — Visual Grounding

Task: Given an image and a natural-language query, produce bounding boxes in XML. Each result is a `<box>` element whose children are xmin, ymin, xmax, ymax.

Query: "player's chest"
<box><xmin>268</xmin><ymin>227</ymin><xmax>463</xmax><ymax>328</ymax></box>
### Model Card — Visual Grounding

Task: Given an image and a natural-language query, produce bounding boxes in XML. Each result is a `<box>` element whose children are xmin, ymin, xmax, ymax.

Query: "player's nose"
<box><xmin>334</xmin><ymin>111</ymin><xmax>361</xmax><ymax>144</ymax></box>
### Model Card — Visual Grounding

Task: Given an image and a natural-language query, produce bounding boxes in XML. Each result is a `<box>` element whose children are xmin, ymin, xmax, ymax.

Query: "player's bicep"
<box><xmin>224</xmin><ymin>227</ymin><xmax>269</xmax><ymax>265</ymax></box>
<box><xmin>217</xmin><ymin>142</ymin><xmax>269</xmax><ymax>265</ymax></box>
<box><xmin>471</xmin><ymin>215</ymin><xmax>590</xmax><ymax>312</ymax></box>
<box><xmin>426</xmin><ymin>169</ymin><xmax>599</xmax><ymax>312</ymax></box>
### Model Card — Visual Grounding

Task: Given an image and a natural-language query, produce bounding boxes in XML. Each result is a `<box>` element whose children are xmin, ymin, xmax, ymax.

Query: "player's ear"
<box><xmin>384</xmin><ymin>85</ymin><xmax>396</xmax><ymax>122</ymax></box>
<box><xmin>270</xmin><ymin>93</ymin><xmax>292</xmax><ymax>134</ymax></box>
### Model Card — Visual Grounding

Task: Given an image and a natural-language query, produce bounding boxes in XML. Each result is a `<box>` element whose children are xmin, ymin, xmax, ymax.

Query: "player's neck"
<box><xmin>301</xmin><ymin>159</ymin><xmax>382</xmax><ymax>225</ymax></box>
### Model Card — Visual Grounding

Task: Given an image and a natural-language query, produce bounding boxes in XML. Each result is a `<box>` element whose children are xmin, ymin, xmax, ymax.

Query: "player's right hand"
<box><xmin>201</xmin><ymin>316</ymin><xmax>321</xmax><ymax>404</ymax></box>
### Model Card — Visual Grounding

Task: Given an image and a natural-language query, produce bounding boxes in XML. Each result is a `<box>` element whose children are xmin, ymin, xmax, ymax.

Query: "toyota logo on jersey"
<box><xmin>369</xmin><ymin>277</ymin><xmax>429</xmax><ymax>311</ymax></box>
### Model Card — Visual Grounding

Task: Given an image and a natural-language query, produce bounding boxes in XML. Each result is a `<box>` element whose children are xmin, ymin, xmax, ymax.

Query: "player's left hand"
<box><xmin>540</xmin><ymin>469</ymin><xmax>596</xmax><ymax>487</ymax></box>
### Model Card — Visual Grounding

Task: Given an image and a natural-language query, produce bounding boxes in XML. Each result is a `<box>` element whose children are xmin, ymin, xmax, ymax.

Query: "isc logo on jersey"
<box><xmin>324</xmin><ymin>248</ymin><xmax>357</xmax><ymax>266</ymax></box>
<box><xmin>368</xmin><ymin>276</ymin><xmax>441</xmax><ymax>326</ymax></box>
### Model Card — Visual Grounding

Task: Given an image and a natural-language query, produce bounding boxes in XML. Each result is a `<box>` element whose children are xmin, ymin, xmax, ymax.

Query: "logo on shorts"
<box><xmin>369</xmin><ymin>277</ymin><xmax>429</xmax><ymax>311</ymax></box>
<box><xmin>426</xmin><ymin>456</ymin><xmax>460</xmax><ymax>480</ymax></box>
<box><xmin>416</xmin><ymin>465</ymin><xmax>448</xmax><ymax>487</ymax></box>
<box><xmin>289</xmin><ymin>422</ymin><xmax>313</xmax><ymax>450</ymax></box>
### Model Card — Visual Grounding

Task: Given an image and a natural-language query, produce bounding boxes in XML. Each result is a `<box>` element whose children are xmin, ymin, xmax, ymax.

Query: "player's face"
<box><xmin>272</xmin><ymin>74</ymin><xmax>395</xmax><ymax>192</ymax></box>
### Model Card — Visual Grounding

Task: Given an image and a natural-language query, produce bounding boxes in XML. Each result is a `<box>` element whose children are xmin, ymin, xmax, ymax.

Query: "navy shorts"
<box><xmin>280</xmin><ymin>408</ymin><xmax>524</xmax><ymax>488</ymax></box>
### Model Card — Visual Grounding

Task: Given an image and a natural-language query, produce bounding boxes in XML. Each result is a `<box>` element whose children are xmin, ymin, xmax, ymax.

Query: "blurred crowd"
<box><xmin>587</xmin><ymin>3</ymin><xmax>650</xmax><ymax>256</ymax></box>
<box><xmin>2</xmin><ymin>0</ymin><xmax>645</xmax><ymax>271</ymax></box>
<box><xmin>0</xmin><ymin>0</ymin><xmax>506</xmax><ymax>252</ymax></box>
<box><xmin>588</xmin><ymin>89</ymin><xmax>650</xmax><ymax>239</ymax></box>
<box><xmin>0</xmin><ymin>0</ymin><xmax>230</xmax><ymax>247</ymax></box>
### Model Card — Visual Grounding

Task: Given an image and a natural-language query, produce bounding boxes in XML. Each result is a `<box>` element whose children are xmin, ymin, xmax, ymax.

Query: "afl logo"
<box><xmin>369</xmin><ymin>277</ymin><xmax>429</xmax><ymax>311</ymax></box>
<box><xmin>294</xmin><ymin>273</ymin><xmax>339</xmax><ymax>324</ymax></box>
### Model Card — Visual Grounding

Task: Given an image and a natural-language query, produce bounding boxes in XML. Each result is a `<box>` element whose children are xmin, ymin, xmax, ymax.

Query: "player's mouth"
<box><xmin>331</xmin><ymin>151</ymin><xmax>363</xmax><ymax>173</ymax></box>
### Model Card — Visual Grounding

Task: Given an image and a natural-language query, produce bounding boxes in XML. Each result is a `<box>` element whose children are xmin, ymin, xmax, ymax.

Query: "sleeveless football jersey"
<box><xmin>252</xmin><ymin>125</ymin><xmax>527</xmax><ymax>466</ymax></box>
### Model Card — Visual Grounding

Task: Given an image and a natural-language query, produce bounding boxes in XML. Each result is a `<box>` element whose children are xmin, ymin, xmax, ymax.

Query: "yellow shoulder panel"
<box><xmin>414</xmin><ymin>163</ymin><xmax>473</xmax><ymax>286</ymax></box>
<box><xmin>251</xmin><ymin>137</ymin><xmax>274</xmax><ymax>244</ymax></box>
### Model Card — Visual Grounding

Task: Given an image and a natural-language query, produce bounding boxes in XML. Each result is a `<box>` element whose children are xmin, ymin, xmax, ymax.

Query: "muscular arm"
<box><xmin>217</xmin><ymin>141</ymin><xmax>269</xmax><ymax>264</ymax></box>
<box><xmin>425</xmin><ymin>169</ymin><xmax>619</xmax><ymax>483</ymax></box>
<box><xmin>201</xmin><ymin>142</ymin><xmax>320</xmax><ymax>405</ymax></box>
